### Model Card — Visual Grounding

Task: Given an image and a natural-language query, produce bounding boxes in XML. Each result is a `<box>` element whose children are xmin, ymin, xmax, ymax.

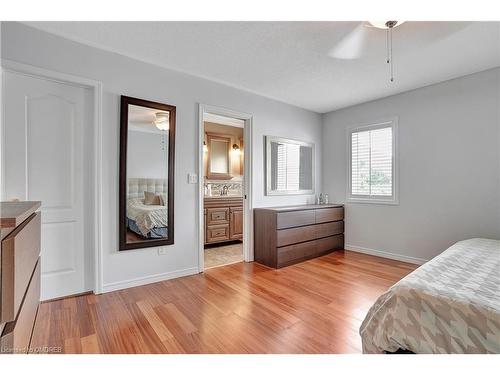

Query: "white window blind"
<box><xmin>349</xmin><ymin>121</ymin><xmax>397</xmax><ymax>203</ymax></box>
<box><xmin>275</xmin><ymin>143</ymin><xmax>300</xmax><ymax>191</ymax></box>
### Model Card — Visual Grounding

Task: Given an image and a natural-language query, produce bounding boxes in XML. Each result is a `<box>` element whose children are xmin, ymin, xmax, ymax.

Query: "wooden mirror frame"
<box><xmin>119</xmin><ymin>96</ymin><xmax>176</xmax><ymax>251</ymax></box>
<box><xmin>206</xmin><ymin>132</ymin><xmax>232</xmax><ymax>180</ymax></box>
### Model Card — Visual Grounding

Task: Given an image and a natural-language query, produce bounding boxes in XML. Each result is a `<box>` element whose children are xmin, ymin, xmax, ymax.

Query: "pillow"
<box><xmin>144</xmin><ymin>191</ymin><xmax>162</xmax><ymax>205</ymax></box>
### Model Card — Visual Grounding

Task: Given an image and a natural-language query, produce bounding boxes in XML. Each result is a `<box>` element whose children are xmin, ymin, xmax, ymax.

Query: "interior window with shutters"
<box><xmin>348</xmin><ymin>119</ymin><xmax>398</xmax><ymax>204</ymax></box>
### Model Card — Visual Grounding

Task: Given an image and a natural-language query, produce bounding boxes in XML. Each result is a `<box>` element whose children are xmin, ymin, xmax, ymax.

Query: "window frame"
<box><xmin>346</xmin><ymin>117</ymin><xmax>399</xmax><ymax>205</ymax></box>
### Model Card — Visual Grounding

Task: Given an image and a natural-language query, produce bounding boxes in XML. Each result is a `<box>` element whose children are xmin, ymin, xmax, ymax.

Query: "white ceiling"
<box><xmin>25</xmin><ymin>21</ymin><xmax>500</xmax><ymax>113</ymax></box>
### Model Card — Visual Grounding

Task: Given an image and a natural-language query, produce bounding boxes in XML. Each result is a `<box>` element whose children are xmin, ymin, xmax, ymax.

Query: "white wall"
<box><xmin>128</xmin><ymin>130</ymin><xmax>169</xmax><ymax>180</ymax></box>
<box><xmin>322</xmin><ymin>68</ymin><xmax>500</xmax><ymax>263</ymax></box>
<box><xmin>1</xmin><ymin>22</ymin><xmax>322</xmax><ymax>291</ymax></box>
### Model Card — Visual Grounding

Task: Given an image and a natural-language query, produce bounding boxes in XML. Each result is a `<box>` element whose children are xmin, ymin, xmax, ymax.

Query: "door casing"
<box><xmin>197</xmin><ymin>104</ymin><xmax>253</xmax><ymax>272</ymax></box>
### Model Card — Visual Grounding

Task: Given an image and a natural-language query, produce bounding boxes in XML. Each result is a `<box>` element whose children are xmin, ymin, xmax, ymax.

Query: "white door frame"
<box><xmin>0</xmin><ymin>59</ymin><xmax>104</xmax><ymax>294</ymax></box>
<box><xmin>198</xmin><ymin>104</ymin><xmax>253</xmax><ymax>272</ymax></box>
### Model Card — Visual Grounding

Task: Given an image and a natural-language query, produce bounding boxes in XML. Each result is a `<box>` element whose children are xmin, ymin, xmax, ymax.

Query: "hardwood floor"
<box><xmin>30</xmin><ymin>250</ymin><xmax>417</xmax><ymax>354</ymax></box>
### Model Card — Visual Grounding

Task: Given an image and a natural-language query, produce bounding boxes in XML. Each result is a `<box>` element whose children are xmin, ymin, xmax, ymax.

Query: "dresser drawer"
<box><xmin>1</xmin><ymin>259</ymin><xmax>40</xmax><ymax>354</ymax></box>
<box><xmin>206</xmin><ymin>224</ymin><xmax>230</xmax><ymax>243</ymax></box>
<box><xmin>277</xmin><ymin>210</ymin><xmax>315</xmax><ymax>229</ymax></box>
<box><xmin>1</xmin><ymin>212</ymin><xmax>41</xmax><ymax>324</ymax></box>
<box><xmin>315</xmin><ymin>207</ymin><xmax>344</xmax><ymax>223</ymax></box>
<box><xmin>206</xmin><ymin>208</ymin><xmax>230</xmax><ymax>225</ymax></box>
<box><xmin>277</xmin><ymin>240</ymin><xmax>318</xmax><ymax>267</ymax></box>
<box><xmin>315</xmin><ymin>221</ymin><xmax>344</xmax><ymax>239</ymax></box>
<box><xmin>316</xmin><ymin>234</ymin><xmax>344</xmax><ymax>253</ymax></box>
<box><xmin>277</xmin><ymin>225</ymin><xmax>316</xmax><ymax>247</ymax></box>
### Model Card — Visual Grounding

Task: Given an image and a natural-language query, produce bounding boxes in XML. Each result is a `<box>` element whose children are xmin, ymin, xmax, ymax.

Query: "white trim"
<box><xmin>346</xmin><ymin>116</ymin><xmax>399</xmax><ymax>205</ymax></box>
<box><xmin>198</xmin><ymin>104</ymin><xmax>253</xmax><ymax>273</ymax></box>
<box><xmin>1</xmin><ymin>59</ymin><xmax>104</xmax><ymax>294</ymax></box>
<box><xmin>102</xmin><ymin>267</ymin><xmax>198</xmax><ymax>293</ymax></box>
<box><xmin>345</xmin><ymin>244</ymin><xmax>428</xmax><ymax>265</ymax></box>
<box><xmin>203</xmin><ymin>112</ymin><xmax>245</xmax><ymax>128</ymax></box>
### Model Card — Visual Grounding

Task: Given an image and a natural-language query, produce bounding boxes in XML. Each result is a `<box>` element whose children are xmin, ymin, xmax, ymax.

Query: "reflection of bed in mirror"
<box><xmin>126</xmin><ymin>178</ymin><xmax>168</xmax><ymax>242</ymax></box>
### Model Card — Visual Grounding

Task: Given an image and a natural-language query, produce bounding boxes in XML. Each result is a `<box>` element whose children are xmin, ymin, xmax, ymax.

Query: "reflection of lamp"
<box><xmin>154</xmin><ymin>112</ymin><xmax>169</xmax><ymax>131</ymax></box>
<box><xmin>203</xmin><ymin>141</ymin><xmax>208</xmax><ymax>153</ymax></box>
<box><xmin>232</xmin><ymin>143</ymin><xmax>241</xmax><ymax>156</ymax></box>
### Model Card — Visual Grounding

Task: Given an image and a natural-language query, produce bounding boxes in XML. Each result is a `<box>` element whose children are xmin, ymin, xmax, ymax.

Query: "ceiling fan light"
<box><xmin>154</xmin><ymin>112</ymin><xmax>169</xmax><ymax>131</ymax></box>
<box><xmin>368</xmin><ymin>21</ymin><xmax>405</xmax><ymax>29</ymax></box>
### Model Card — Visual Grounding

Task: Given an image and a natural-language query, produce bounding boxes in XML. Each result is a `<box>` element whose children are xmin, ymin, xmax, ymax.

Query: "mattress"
<box><xmin>359</xmin><ymin>238</ymin><xmax>500</xmax><ymax>354</ymax></box>
<box><xmin>127</xmin><ymin>197</ymin><xmax>168</xmax><ymax>236</ymax></box>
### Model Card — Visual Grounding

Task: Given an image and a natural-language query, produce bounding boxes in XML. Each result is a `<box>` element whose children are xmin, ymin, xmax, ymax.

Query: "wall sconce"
<box><xmin>203</xmin><ymin>141</ymin><xmax>208</xmax><ymax>153</ymax></box>
<box><xmin>232</xmin><ymin>143</ymin><xmax>241</xmax><ymax>156</ymax></box>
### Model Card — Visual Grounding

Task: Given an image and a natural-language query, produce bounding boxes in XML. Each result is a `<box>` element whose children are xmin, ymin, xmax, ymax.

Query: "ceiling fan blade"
<box><xmin>329</xmin><ymin>23</ymin><xmax>369</xmax><ymax>60</ymax></box>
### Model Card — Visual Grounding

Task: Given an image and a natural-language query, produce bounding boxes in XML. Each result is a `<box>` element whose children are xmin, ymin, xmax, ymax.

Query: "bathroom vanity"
<box><xmin>204</xmin><ymin>197</ymin><xmax>243</xmax><ymax>244</ymax></box>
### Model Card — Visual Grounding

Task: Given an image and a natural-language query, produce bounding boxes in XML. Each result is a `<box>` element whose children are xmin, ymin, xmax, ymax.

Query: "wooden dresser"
<box><xmin>204</xmin><ymin>197</ymin><xmax>243</xmax><ymax>244</ymax></box>
<box><xmin>0</xmin><ymin>201</ymin><xmax>41</xmax><ymax>354</ymax></box>
<box><xmin>254</xmin><ymin>204</ymin><xmax>344</xmax><ymax>268</ymax></box>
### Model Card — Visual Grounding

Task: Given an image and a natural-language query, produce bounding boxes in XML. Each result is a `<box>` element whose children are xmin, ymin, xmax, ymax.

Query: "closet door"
<box><xmin>3</xmin><ymin>71</ymin><xmax>93</xmax><ymax>300</ymax></box>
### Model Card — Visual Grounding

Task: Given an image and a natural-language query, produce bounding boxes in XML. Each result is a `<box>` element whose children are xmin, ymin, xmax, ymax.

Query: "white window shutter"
<box><xmin>350</xmin><ymin>122</ymin><xmax>396</xmax><ymax>202</ymax></box>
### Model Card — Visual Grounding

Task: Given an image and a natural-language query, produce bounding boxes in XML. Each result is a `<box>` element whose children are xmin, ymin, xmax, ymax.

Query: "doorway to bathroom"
<box><xmin>198</xmin><ymin>105</ymin><xmax>253</xmax><ymax>271</ymax></box>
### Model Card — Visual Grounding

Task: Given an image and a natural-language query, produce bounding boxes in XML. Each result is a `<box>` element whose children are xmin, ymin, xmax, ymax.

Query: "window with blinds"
<box><xmin>348</xmin><ymin>120</ymin><xmax>398</xmax><ymax>204</ymax></box>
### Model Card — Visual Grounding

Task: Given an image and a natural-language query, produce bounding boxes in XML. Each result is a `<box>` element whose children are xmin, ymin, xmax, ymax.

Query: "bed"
<box><xmin>126</xmin><ymin>178</ymin><xmax>168</xmax><ymax>239</ymax></box>
<box><xmin>359</xmin><ymin>238</ymin><xmax>500</xmax><ymax>354</ymax></box>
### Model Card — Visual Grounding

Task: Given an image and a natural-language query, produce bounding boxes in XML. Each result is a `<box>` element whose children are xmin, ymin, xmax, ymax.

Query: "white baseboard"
<box><xmin>345</xmin><ymin>244</ymin><xmax>428</xmax><ymax>265</ymax></box>
<box><xmin>101</xmin><ymin>267</ymin><xmax>199</xmax><ymax>294</ymax></box>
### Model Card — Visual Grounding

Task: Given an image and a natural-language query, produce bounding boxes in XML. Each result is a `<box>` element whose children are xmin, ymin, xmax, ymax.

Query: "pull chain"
<box><xmin>386</xmin><ymin>28</ymin><xmax>390</xmax><ymax>64</ymax></box>
<box><xmin>389</xmin><ymin>27</ymin><xmax>394</xmax><ymax>82</ymax></box>
<box><xmin>161</xmin><ymin>130</ymin><xmax>166</xmax><ymax>151</ymax></box>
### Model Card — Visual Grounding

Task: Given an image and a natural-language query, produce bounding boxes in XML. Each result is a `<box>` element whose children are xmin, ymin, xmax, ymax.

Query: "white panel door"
<box><xmin>3</xmin><ymin>71</ymin><xmax>92</xmax><ymax>300</ymax></box>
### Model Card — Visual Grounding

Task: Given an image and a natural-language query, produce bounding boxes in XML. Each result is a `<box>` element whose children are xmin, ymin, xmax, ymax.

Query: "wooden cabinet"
<box><xmin>204</xmin><ymin>197</ymin><xmax>243</xmax><ymax>245</ymax></box>
<box><xmin>230</xmin><ymin>207</ymin><xmax>243</xmax><ymax>240</ymax></box>
<box><xmin>0</xmin><ymin>201</ymin><xmax>41</xmax><ymax>354</ymax></box>
<box><xmin>206</xmin><ymin>208</ymin><xmax>230</xmax><ymax>225</ymax></box>
<box><xmin>254</xmin><ymin>204</ymin><xmax>344</xmax><ymax>268</ymax></box>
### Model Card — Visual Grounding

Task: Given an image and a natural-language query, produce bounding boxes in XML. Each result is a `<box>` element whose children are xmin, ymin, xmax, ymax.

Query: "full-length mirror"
<box><xmin>266</xmin><ymin>136</ymin><xmax>315</xmax><ymax>195</ymax></box>
<box><xmin>119</xmin><ymin>96</ymin><xmax>175</xmax><ymax>250</ymax></box>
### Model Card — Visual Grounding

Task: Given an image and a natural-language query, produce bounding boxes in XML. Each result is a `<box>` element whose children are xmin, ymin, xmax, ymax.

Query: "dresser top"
<box><xmin>0</xmin><ymin>201</ymin><xmax>41</xmax><ymax>229</ymax></box>
<box><xmin>254</xmin><ymin>203</ymin><xmax>343</xmax><ymax>212</ymax></box>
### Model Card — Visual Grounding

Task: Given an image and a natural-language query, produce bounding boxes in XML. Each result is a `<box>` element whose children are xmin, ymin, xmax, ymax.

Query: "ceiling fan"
<box><xmin>329</xmin><ymin>21</ymin><xmax>406</xmax><ymax>82</ymax></box>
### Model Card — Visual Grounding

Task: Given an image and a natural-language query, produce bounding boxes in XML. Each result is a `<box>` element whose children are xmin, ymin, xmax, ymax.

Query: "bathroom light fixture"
<box><xmin>203</xmin><ymin>141</ymin><xmax>208</xmax><ymax>153</ymax></box>
<box><xmin>232</xmin><ymin>143</ymin><xmax>241</xmax><ymax>156</ymax></box>
<box><xmin>154</xmin><ymin>112</ymin><xmax>169</xmax><ymax>131</ymax></box>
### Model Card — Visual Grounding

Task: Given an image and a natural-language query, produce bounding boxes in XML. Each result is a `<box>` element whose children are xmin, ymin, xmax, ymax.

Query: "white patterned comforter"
<box><xmin>127</xmin><ymin>198</ymin><xmax>168</xmax><ymax>236</ymax></box>
<box><xmin>359</xmin><ymin>238</ymin><xmax>500</xmax><ymax>354</ymax></box>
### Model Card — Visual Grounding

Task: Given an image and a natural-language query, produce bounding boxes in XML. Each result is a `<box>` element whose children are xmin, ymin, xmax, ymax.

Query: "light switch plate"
<box><xmin>188</xmin><ymin>173</ymin><xmax>198</xmax><ymax>184</ymax></box>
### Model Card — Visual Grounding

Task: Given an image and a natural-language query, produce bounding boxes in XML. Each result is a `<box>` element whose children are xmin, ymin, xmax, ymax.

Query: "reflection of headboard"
<box><xmin>127</xmin><ymin>178</ymin><xmax>168</xmax><ymax>199</ymax></box>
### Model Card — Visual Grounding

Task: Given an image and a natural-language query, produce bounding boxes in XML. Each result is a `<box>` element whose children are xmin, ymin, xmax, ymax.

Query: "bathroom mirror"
<box><xmin>265</xmin><ymin>136</ymin><xmax>315</xmax><ymax>196</ymax></box>
<box><xmin>119</xmin><ymin>96</ymin><xmax>175</xmax><ymax>250</ymax></box>
<box><xmin>206</xmin><ymin>132</ymin><xmax>232</xmax><ymax>180</ymax></box>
